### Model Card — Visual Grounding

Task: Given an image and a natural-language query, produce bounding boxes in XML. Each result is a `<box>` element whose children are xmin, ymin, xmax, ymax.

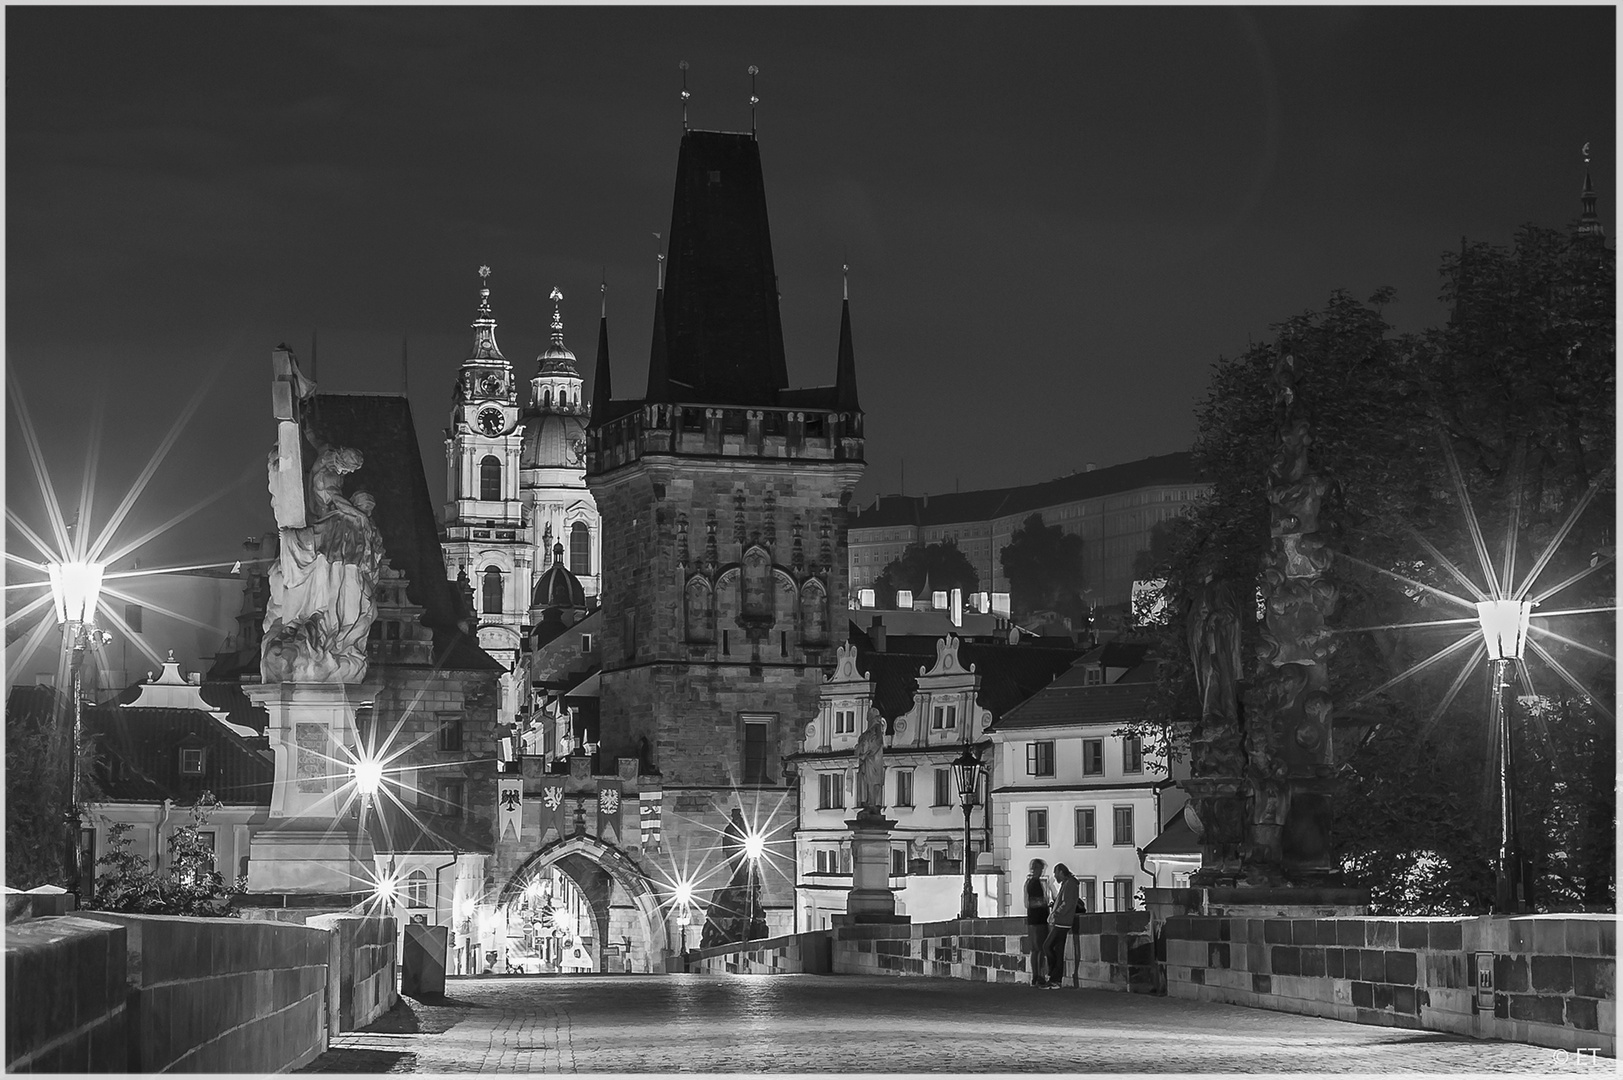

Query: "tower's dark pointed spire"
<box><xmin>834</xmin><ymin>264</ymin><xmax>859</xmax><ymax>412</ymax></box>
<box><xmin>658</xmin><ymin>130</ymin><xmax>789</xmax><ymax>405</ymax></box>
<box><xmin>590</xmin><ymin>281</ymin><xmax>613</xmax><ymax>425</ymax></box>
<box><xmin>1578</xmin><ymin>143</ymin><xmax>1605</xmax><ymax>243</ymax></box>
<box><xmin>646</xmin><ymin>263</ymin><xmax>670</xmax><ymax>402</ymax></box>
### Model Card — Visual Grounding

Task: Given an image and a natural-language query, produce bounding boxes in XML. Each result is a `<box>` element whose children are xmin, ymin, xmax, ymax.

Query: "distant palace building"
<box><xmin>848</xmin><ymin>453</ymin><xmax>1209</xmax><ymax>607</ymax></box>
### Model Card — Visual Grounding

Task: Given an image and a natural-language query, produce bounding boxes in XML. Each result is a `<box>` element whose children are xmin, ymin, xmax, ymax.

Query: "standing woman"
<box><xmin>1023</xmin><ymin>858</ymin><xmax>1050</xmax><ymax>986</ymax></box>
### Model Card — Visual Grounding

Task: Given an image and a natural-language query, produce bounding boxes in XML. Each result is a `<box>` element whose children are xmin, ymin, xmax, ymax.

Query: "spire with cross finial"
<box><xmin>680</xmin><ymin>60</ymin><xmax>691</xmax><ymax>130</ymax></box>
<box><xmin>835</xmin><ymin>262</ymin><xmax>859</xmax><ymax>412</ymax></box>
<box><xmin>1578</xmin><ymin>142</ymin><xmax>1605</xmax><ymax>243</ymax></box>
<box><xmin>550</xmin><ymin>287</ymin><xmax>566</xmax><ymax>346</ymax></box>
<box><xmin>749</xmin><ymin>65</ymin><xmax>759</xmax><ymax>136</ymax></box>
<box><xmin>535</xmin><ymin>285</ymin><xmax>580</xmax><ymax>378</ymax></box>
<box><xmin>470</xmin><ymin>265</ymin><xmax>504</xmax><ymax>360</ymax></box>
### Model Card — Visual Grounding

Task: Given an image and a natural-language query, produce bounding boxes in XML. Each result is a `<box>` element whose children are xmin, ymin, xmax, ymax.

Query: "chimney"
<box><xmin>870</xmin><ymin>615</ymin><xmax>886</xmax><ymax>651</ymax></box>
<box><xmin>950</xmin><ymin>588</ymin><xmax>963</xmax><ymax>627</ymax></box>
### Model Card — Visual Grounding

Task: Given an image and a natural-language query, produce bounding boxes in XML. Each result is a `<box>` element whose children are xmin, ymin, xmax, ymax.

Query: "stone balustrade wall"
<box><xmin>1164</xmin><ymin>913</ymin><xmax>1614</xmax><ymax>1056</ymax></box>
<box><xmin>80</xmin><ymin>912</ymin><xmax>334</xmax><ymax>1072</ymax></box>
<box><xmin>5</xmin><ymin>915</ymin><xmax>129</xmax><ymax>1072</ymax></box>
<box><xmin>306</xmin><ymin>915</ymin><xmax>399</xmax><ymax>1032</ymax></box>
<box><xmin>689</xmin><ymin>930</ymin><xmax>832</xmax><ymax>975</ymax></box>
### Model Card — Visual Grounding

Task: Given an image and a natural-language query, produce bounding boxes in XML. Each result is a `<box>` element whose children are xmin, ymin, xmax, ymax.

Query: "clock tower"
<box><xmin>443</xmin><ymin>266</ymin><xmax>528</xmax><ymax>670</ymax></box>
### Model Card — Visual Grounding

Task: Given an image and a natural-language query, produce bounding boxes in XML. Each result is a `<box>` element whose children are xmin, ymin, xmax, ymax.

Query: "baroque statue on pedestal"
<box><xmin>260</xmin><ymin>347</ymin><xmax>385</xmax><ymax>685</ymax></box>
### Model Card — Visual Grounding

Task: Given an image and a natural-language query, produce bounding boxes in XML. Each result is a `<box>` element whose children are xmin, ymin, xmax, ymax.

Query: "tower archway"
<box><xmin>496</xmin><ymin>835</ymin><xmax>672</xmax><ymax>973</ymax></box>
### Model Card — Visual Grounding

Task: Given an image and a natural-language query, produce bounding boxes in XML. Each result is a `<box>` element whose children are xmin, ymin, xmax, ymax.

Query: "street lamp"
<box><xmin>951</xmin><ymin>744</ymin><xmax>985</xmax><ymax>919</ymax></box>
<box><xmin>1477</xmin><ymin>599</ymin><xmax>1532</xmax><ymax>914</ymax></box>
<box><xmin>49</xmin><ymin>558</ymin><xmax>106</xmax><ymax>901</ymax></box>
<box><xmin>742</xmin><ymin>829</ymin><xmax>766</xmax><ymax>940</ymax></box>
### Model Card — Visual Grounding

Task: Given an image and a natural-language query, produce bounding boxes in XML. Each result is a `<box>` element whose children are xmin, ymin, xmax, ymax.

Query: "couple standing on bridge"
<box><xmin>1025</xmin><ymin>859</ymin><xmax>1084</xmax><ymax>988</ymax></box>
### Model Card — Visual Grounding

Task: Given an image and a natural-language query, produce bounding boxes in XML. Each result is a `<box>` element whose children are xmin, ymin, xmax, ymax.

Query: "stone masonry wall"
<box><xmin>361</xmin><ymin>665</ymin><xmax>501</xmax><ymax>828</ymax></box>
<box><xmin>79</xmin><ymin>911</ymin><xmax>332</xmax><ymax>1073</ymax></box>
<box><xmin>5</xmin><ymin>915</ymin><xmax>128</xmax><ymax>1072</ymax></box>
<box><xmin>591</xmin><ymin>454</ymin><xmax>861</xmax><ymax>933</ymax></box>
<box><xmin>689</xmin><ymin>930</ymin><xmax>833</xmax><ymax>975</ymax></box>
<box><xmin>1164</xmin><ymin>914</ymin><xmax>1614</xmax><ymax>1056</ymax></box>
<box><xmin>306</xmin><ymin>915</ymin><xmax>398</xmax><ymax>1032</ymax></box>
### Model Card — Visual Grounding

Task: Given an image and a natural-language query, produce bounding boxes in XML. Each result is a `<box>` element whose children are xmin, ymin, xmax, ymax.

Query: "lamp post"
<box><xmin>48</xmin><ymin>558</ymin><xmax>106</xmax><ymax>901</ymax></box>
<box><xmin>742</xmin><ymin>830</ymin><xmax>766</xmax><ymax>940</ymax></box>
<box><xmin>1476</xmin><ymin>599</ymin><xmax>1532</xmax><ymax>914</ymax></box>
<box><xmin>951</xmin><ymin>744</ymin><xmax>985</xmax><ymax>919</ymax></box>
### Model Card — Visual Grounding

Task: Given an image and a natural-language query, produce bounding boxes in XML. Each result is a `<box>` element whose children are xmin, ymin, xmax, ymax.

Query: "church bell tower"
<box><xmin>442</xmin><ymin>266</ymin><xmax>527</xmax><ymax>668</ymax></box>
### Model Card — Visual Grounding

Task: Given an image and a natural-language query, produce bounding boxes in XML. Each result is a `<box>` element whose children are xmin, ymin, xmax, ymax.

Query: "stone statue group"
<box><xmin>260</xmin><ymin>350</ymin><xmax>385</xmax><ymax>685</ymax></box>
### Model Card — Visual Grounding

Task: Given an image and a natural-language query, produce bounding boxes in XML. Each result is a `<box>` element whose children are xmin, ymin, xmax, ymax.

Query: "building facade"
<box><xmin>985</xmin><ymin>644</ymin><xmax>1187</xmax><ymax>915</ymax></box>
<box><xmin>849</xmin><ymin>455</ymin><xmax>1210</xmax><ymax>606</ymax></box>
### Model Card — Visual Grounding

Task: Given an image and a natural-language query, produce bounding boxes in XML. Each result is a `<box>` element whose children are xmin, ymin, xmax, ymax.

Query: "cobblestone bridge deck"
<box><xmin>301</xmin><ymin>973</ymin><xmax>1606</xmax><ymax>1073</ymax></box>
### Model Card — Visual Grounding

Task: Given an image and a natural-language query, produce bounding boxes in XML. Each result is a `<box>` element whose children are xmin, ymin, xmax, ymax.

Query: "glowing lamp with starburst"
<box><xmin>742</xmin><ymin>831</ymin><xmax>766</xmax><ymax>861</ymax></box>
<box><xmin>49</xmin><ymin>560</ymin><xmax>105</xmax><ymax>627</ymax></box>
<box><xmin>1476</xmin><ymin>600</ymin><xmax>1533</xmax><ymax>663</ymax></box>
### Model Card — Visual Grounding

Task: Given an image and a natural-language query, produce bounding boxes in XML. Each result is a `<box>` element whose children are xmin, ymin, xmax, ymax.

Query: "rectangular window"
<box><xmin>815</xmin><ymin>849</ymin><xmax>833</xmax><ymax>874</ymax></box>
<box><xmin>834</xmin><ymin>709</ymin><xmax>857</xmax><ymax>735</ymax></box>
<box><xmin>742</xmin><ymin>719</ymin><xmax>771</xmax><ymax>784</ymax></box>
<box><xmin>180</xmin><ymin>748</ymin><xmax>205</xmax><ymax>775</ymax></box>
<box><xmin>1123</xmin><ymin>736</ymin><xmax>1143</xmax><ymax>774</ymax></box>
<box><xmin>1111</xmin><ymin>877</ymin><xmax>1136</xmax><ymax>912</ymax></box>
<box><xmin>196</xmin><ymin>830</ymin><xmax>215</xmax><ymax>870</ymax></box>
<box><xmin>894</xmin><ymin>770</ymin><xmax>914</xmax><ymax>807</ymax></box>
<box><xmin>818</xmin><ymin>772</ymin><xmax>844</xmax><ymax>810</ymax></box>
<box><xmin>1026</xmin><ymin>740</ymin><xmax>1055</xmax><ymax>777</ymax></box>
<box><xmin>1083</xmin><ymin>739</ymin><xmax>1104</xmax><ymax>776</ymax></box>
<box><xmin>1078</xmin><ymin>877</ymin><xmax>1097</xmax><ymax>916</ymax></box>
<box><xmin>1075</xmin><ymin>806</ymin><xmax>1096</xmax><ymax>846</ymax></box>
<box><xmin>1026</xmin><ymin>807</ymin><xmax>1049</xmax><ymax>846</ymax></box>
<box><xmin>933</xmin><ymin>768</ymin><xmax>951</xmax><ymax>807</ymax></box>
<box><xmin>931</xmin><ymin>704</ymin><xmax>956</xmax><ymax>730</ymax></box>
<box><xmin>892</xmin><ymin>848</ymin><xmax>906</xmax><ymax>876</ymax></box>
<box><xmin>441</xmin><ymin>780</ymin><xmax>465</xmax><ymax>819</ymax></box>
<box><xmin>1113</xmin><ymin>805</ymin><xmax>1135</xmax><ymax>846</ymax></box>
<box><xmin>581</xmin><ymin>633</ymin><xmax>593</xmax><ymax>652</ymax></box>
<box><xmin>438</xmin><ymin>712</ymin><xmax>463</xmax><ymax>752</ymax></box>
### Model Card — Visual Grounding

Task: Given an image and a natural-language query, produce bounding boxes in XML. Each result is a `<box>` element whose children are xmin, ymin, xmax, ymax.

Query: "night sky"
<box><xmin>6</xmin><ymin>6</ymin><xmax>1615</xmax><ymax>599</ymax></box>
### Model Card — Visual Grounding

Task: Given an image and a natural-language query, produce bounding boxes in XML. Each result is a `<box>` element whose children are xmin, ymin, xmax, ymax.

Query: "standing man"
<box><xmin>1024</xmin><ymin>858</ymin><xmax>1051</xmax><ymax>986</ymax></box>
<box><xmin>1042</xmin><ymin>863</ymin><xmax>1081</xmax><ymax>989</ymax></box>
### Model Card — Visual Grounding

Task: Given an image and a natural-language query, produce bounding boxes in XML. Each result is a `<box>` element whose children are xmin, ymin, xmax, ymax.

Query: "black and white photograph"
<box><xmin>4</xmin><ymin>4</ymin><xmax>1614</xmax><ymax>1073</ymax></box>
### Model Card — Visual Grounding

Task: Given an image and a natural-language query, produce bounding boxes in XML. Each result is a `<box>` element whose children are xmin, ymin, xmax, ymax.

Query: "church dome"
<box><xmin>532</xmin><ymin>544</ymin><xmax>587</xmax><ymax>611</ymax></box>
<box><xmin>520</xmin><ymin>411</ymin><xmax>587</xmax><ymax>469</ymax></box>
<box><xmin>537</xmin><ymin>343</ymin><xmax>580</xmax><ymax>378</ymax></box>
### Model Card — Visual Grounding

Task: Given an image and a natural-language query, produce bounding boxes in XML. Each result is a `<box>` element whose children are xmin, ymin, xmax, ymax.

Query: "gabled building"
<box><xmin>791</xmin><ymin>630</ymin><xmax>1080</xmax><ymax>928</ymax></box>
<box><xmin>985</xmin><ymin>642</ymin><xmax>1188</xmax><ymax>915</ymax></box>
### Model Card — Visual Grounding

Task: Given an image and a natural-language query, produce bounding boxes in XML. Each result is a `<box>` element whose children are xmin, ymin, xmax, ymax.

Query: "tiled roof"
<box><xmin>303</xmin><ymin>393</ymin><xmax>501</xmax><ymax>673</ymax></box>
<box><xmin>1142</xmin><ymin>809</ymin><xmax>1199</xmax><ymax>856</ymax></box>
<box><xmin>83</xmin><ymin>703</ymin><xmax>273</xmax><ymax>806</ymax></box>
<box><xmin>108</xmin><ymin>680</ymin><xmax>270</xmax><ymax>734</ymax></box>
<box><xmin>990</xmin><ymin>680</ymin><xmax>1156</xmax><ymax>731</ymax></box>
<box><xmin>1046</xmin><ymin>643</ymin><xmax>1153</xmax><ymax>689</ymax></box>
<box><xmin>851</xmin><ymin>452</ymin><xmax>1202</xmax><ymax>529</ymax></box>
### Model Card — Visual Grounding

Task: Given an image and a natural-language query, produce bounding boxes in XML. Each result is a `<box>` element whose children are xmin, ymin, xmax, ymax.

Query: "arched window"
<box><xmin>570</xmin><ymin>522</ymin><xmax>590</xmax><ymax>575</ymax></box>
<box><xmin>483</xmin><ymin>566</ymin><xmax>503</xmax><ymax>614</ymax></box>
<box><xmin>406</xmin><ymin>869</ymin><xmax>429</xmax><ymax>908</ymax></box>
<box><xmin>543</xmin><ymin>389</ymin><xmax>552</xmax><ymax>408</ymax></box>
<box><xmin>479</xmin><ymin>455</ymin><xmax>501</xmax><ymax>501</ymax></box>
<box><xmin>560</xmin><ymin>391</ymin><xmax>569</xmax><ymax>408</ymax></box>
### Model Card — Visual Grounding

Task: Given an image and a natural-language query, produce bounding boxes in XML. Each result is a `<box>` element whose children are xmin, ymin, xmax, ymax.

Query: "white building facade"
<box><xmin>986</xmin><ymin>650</ymin><xmax>1187</xmax><ymax>915</ymax></box>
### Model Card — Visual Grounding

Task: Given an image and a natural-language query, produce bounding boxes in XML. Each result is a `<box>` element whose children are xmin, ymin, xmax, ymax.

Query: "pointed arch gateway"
<box><xmin>496</xmin><ymin>834</ymin><xmax>673</xmax><ymax>973</ymax></box>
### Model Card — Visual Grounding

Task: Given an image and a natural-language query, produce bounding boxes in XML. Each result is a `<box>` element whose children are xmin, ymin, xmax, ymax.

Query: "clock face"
<box><xmin>481</xmin><ymin>373</ymin><xmax>504</xmax><ymax>397</ymax></box>
<box><xmin>478</xmin><ymin>407</ymin><xmax>505</xmax><ymax>436</ymax></box>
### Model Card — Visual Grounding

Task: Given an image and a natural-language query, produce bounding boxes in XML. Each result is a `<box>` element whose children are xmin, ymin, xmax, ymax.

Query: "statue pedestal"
<box><xmin>839</xmin><ymin>813</ymin><xmax>906</xmax><ymax>923</ymax></box>
<box><xmin>243</xmin><ymin>681</ymin><xmax>373</xmax><ymax>896</ymax></box>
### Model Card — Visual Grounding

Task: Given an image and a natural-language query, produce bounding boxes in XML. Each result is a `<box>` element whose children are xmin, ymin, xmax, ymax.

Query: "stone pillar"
<box><xmin>243</xmin><ymin>681</ymin><xmax>375</xmax><ymax>896</ymax></box>
<box><xmin>840</xmin><ymin>813</ymin><xmax>906</xmax><ymax>923</ymax></box>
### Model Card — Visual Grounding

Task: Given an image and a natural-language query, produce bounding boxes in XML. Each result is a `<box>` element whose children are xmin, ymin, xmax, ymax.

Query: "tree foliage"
<box><xmin>91</xmin><ymin>792</ymin><xmax>238</xmax><ymax>917</ymax></box>
<box><xmin>1132</xmin><ymin>226</ymin><xmax>1613</xmax><ymax>914</ymax></box>
<box><xmin>1000</xmin><ymin>513</ymin><xmax>1086</xmax><ymax>619</ymax></box>
<box><xmin>873</xmin><ymin>541</ymin><xmax>979</xmax><ymax>608</ymax></box>
<box><xmin>4</xmin><ymin>685</ymin><xmax>101</xmax><ymax>890</ymax></box>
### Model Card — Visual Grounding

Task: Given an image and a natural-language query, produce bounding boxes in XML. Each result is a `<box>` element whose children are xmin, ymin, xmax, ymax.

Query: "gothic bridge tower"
<box><xmin>587</xmin><ymin>128</ymin><xmax>865</xmax><ymax>939</ymax></box>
